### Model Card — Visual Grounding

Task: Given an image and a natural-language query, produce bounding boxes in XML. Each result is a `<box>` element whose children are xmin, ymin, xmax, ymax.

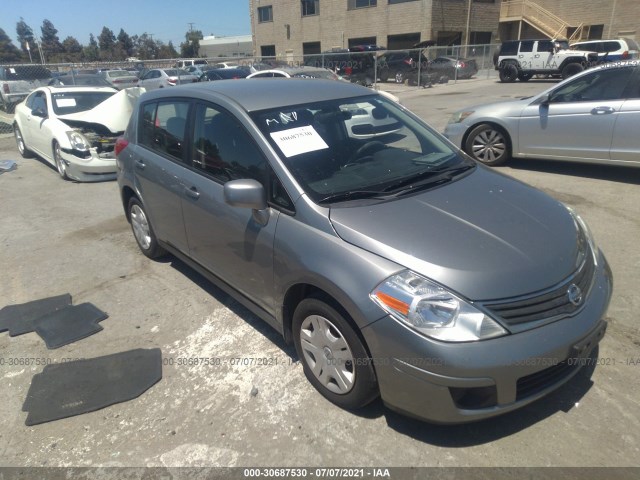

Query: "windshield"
<box><xmin>251</xmin><ymin>95</ymin><xmax>473</xmax><ymax>204</ymax></box>
<box><xmin>51</xmin><ymin>91</ymin><xmax>116</xmax><ymax>115</ymax></box>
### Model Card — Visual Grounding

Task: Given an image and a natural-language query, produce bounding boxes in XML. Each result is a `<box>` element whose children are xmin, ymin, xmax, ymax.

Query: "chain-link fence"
<box><xmin>0</xmin><ymin>44</ymin><xmax>500</xmax><ymax>135</ymax></box>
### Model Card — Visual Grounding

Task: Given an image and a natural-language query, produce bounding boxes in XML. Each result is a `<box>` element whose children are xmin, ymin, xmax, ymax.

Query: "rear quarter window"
<box><xmin>500</xmin><ymin>42</ymin><xmax>518</xmax><ymax>56</ymax></box>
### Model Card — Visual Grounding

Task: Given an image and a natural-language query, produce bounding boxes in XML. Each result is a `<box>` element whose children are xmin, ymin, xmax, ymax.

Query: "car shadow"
<box><xmin>165</xmin><ymin>254</ymin><xmax>598</xmax><ymax>444</ymax></box>
<box><xmin>503</xmin><ymin>159</ymin><xmax>640</xmax><ymax>185</ymax></box>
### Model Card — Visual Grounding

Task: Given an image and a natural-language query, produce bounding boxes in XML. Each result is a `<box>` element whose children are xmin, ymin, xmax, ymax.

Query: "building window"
<box><xmin>301</xmin><ymin>0</ymin><xmax>319</xmax><ymax>16</ymax></box>
<box><xmin>473</xmin><ymin>0</ymin><xmax>495</xmax><ymax>3</ymax></box>
<box><xmin>261</xmin><ymin>45</ymin><xmax>276</xmax><ymax>57</ymax></box>
<box><xmin>388</xmin><ymin>0</ymin><xmax>417</xmax><ymax>4</ymax></box>
<box><xmin>348</xmin><ymin>37</ymin><xmax>377</xmax><ymax>49</ymax></box>
<box><xmin>257</xmin><ymin>6</ymin><xmax>273</xmax><ymax>23</ymax></box>
<box><xmin>387</xmin><ymin>32</ymin><xmax>420</xmax><ymax>50</ymax></box>
<box><xmin>348</xmin><ymin>0</ymin><xmax>376</xmax><ymax>9</ymax></box>
<box><xmin>303</xmin><ymin>41</ymin><xmax>322</xmax><ymax>55</ymax></box>
<box><xmin>469</xmin><ymin>31</ymin><xmax>492</xmax><ymax>45</ymax></box>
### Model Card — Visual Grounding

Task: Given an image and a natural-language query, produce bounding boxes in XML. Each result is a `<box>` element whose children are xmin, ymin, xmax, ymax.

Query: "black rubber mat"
<box><xmin>34</xmin><ymin>303</ymin><xmax>108</xmax><ymax>349</ymax></box>
<box><xmin>0</xmin><ymin>294</ymin><xmax>72</xmax><ymax>336</ymax></box>
<box><xmin>22</xmin><ymin>348</ymin><xmax>162</xmax><ymax>426</ymax></box>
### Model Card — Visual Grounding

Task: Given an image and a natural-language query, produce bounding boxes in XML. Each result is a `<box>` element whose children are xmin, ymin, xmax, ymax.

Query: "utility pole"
<box><xmin>188</xmin><ymin>23</ymin><xmax>195</xmax><ymax>32</ymax></box>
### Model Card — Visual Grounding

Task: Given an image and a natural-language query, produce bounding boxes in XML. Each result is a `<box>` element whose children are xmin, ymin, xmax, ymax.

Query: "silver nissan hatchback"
<box><xmin>116</xmin><ymin>79</ymin><xmax>612</xmax><ymax>423</ymax></box>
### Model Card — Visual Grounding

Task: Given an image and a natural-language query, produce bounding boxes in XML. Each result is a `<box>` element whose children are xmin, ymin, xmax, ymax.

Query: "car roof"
<box><xmin>140</xmin><ymin>78</ymin><xmax>376</xmax><ymax>112</ymax></box>
<box><xmin>41</xmin><ymin>85</ymin><xmax>117</xmax><ymax>93</ymax></box>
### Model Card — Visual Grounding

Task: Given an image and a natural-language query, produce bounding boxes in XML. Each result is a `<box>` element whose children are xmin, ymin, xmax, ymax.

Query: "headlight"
<box><xmin>66</xmin><ymin>131</ymin><xmax>91</xmax><ymax>152</ymax></box>
<box><xmin>371</xmin><ymin>271</ymin><xmax>507</xmax><ymax>342</ymax></box>
<box><xmin>566</xmin><ymin>207</ymin><xmax>598</xmax><ymax>266</ymax></box>
<box><xmin>448</xmin><ymin>111</ymin><xmax>475</xmax><ymax>124</ymax></box>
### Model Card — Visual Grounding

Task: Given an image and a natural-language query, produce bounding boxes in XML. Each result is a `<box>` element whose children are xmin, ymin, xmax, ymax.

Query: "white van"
<box><xmin>174</xmin><ymin>59</ymin><xmax>209</xmax><ymax>69</ymax></box>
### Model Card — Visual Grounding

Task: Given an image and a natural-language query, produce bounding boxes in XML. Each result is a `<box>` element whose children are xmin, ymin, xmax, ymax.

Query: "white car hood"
<box><xmin>57</xmin><ymin>87</ymin><xmax>145</xmax><ymax>133</ymax></box>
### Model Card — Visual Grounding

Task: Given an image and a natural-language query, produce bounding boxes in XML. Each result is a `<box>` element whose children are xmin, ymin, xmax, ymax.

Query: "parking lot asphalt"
<box><xmin>0</xmin><ymin>77</ymin><xmax>639</xmax><ymax>470</ymax></box>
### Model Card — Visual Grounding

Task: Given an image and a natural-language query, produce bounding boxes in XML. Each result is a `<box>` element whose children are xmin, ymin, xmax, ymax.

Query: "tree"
<box><xmin>40</xmin><ymin>19</ymin><xmax>63</xmax><ymax>61</ymax></box>
<box><xmin>16</xmin><ymin>18</ymin><xmax>38</xmax><ymax>62</ymax></box>
<box><xmin>136</xmin><ymin>33</ymin><xmax>159</xmax><ymax>60</ymax></box>
<box><xmin>98</xmin><ymin>26</ymin><xmax>116</xmax><ymax>58</ymax></box>
<box><xmin>157</xmin><ymin>41</ymin><xmax>179</xmax><ymax>59</ymax></box>
<box><xmin>180</xmin><ymin>29</ymin><xmax>203</xmax><ymax>58</ymax></box>
<box><xmin>62</xmin><ymin>36</ymin><xmax>83</xmax><ymax>62</ymax></box>
<box><xmin>0</xmin><ymin>28</ymin><xmax>22</xmax><ymax>63</ymax></box>
<box><xmin>117</xmin><ymin>29</ymin><xmax>134</xmax><ymax>57</ymax></box>
<box><xmin>82</xmin><ymin>33</ymin><xmax>99</xmax><ymax>62</ymax></box>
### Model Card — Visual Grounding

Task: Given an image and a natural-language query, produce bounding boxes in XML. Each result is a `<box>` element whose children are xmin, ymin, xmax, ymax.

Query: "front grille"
<box><xmin>482</xmin><ymin>249</ymin><xmax>595</xmax><ymax>326</ymax></box>
<box><xmin>516</xmin><ymin>360</ymin><xmax>577</xmax><ymax>401</ymax></box>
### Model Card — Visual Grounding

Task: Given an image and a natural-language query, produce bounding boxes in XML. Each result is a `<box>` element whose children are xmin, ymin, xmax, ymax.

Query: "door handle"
<box><xmin>185</xmin><ymin>186</ymin><xmax>200</xmax><ymax>199</ymax></box>
<box><xmin>534</xmin><ymin>54</ymin><xmax>540</xmax><ymax>58</ymax></box>
<box><xmin>134</xmin><ymin>159</ymin><xmax>146</xmax><ymax>170</ymax></box>
<box><xmin>591</xmin><ymin>106</ymin><xmax>615</xmax><ymax>115</ymax></box>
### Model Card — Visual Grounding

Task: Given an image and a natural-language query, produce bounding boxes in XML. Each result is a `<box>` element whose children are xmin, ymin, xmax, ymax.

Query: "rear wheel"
<box><xmin>464</xmin><ymin>124</ymin><xmax>511</xmax><ymax>166</ymax></box>
<box><xmin>14</xmin><ymin>125</ymin><xmax>33</xmax><ymax>158</ymax></box>
<box><xmin>499</xmin><ymin>63</ymin><xmax>518</xmax><ymax>83</ymax></box>
<box><xmin>293</xmin><ymin>296</ymin><xmax>378</xmax><ymax>410</ymax></box>
<box><xmin>53</xmin><ymin>141</ymin><xmax>69</xmax><ymax>180</ymax></box>
<box><xmin>561</xmin><ymin>63</ymin><xmax>584</xmax><ymax>79</ymax></box>
<box><xmin>128</xmin><ymin>197</ymin><xmax>166</xmax><ymax>259</ymax></box>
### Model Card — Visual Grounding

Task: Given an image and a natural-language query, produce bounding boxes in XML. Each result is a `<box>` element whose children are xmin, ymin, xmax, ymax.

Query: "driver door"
<box><xmin>518</xmin><ymin>66</ymin><xmax>634</xmax><ymax>161</ymax></box>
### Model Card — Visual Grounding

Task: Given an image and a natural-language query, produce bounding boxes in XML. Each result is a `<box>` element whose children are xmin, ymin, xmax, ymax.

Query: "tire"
<box><xmin>464</xmin><ymin>124</ymin><xmax>511</xmax><ymax>166</ymax></box>
<box><xmin>561</xmin><ymin>63</ymin><xmax>584</xmax><ymax>80</ymax></box>
<box><xmin>127</xmin><ymin>197</ymin><xmax>166</xmax><ymax>259</ymax></box>
<box><xmin>293</xmin><ymin>296</ymin><xmax>378</xmax><ymax>410</ymax></box>
<box><xmin>52</xmin><ymin>140</ymin><xmax>69</xmax><ymax>180</ymax></box>
<box><xmin>518</xmin><ymin>72</ymin><xmax>533</xmax><ymax>82</ymax></box>
<box><xmin>499</xmin><ymin>63</ymin><xmax>518</xmax><ymax>83</ymax></box>
<box><xmin>14</xmin><ymin>125</ymin><xmax>33</xmax><ymax>158</ymax></box>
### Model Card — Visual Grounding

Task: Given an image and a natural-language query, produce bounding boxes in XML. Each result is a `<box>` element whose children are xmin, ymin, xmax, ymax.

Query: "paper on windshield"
<box><xmin>270</xmin><ymin>126</ymin><xmax>328</xmax><ymax>158</ymax></box>
<box><xmin>55</xmin><ymin>98</ymin><xmax>77</xmax><ymax>108</ymax></box>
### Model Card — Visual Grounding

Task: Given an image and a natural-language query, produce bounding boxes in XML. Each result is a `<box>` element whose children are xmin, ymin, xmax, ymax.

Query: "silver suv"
<box><xmin>496</xmin><ymin>39</ymin><xmax>598</xmax><ymax>82</ymax></box>
<box><xmin>116</xmin><ymin>79</ymin><xmax>611</xmax><ymax>424</ymax></box>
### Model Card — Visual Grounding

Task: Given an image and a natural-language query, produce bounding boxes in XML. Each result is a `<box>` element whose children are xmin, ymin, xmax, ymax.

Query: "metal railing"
<box><xmin>501</xmin><ymin>0</ymin><xmax>574</xmax><ymax>39</ymax></box>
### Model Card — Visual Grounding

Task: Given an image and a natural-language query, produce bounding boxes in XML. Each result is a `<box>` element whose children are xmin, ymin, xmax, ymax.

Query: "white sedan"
<box><xmin>13</xmin><ymin>85</ymin><xmax>144</xmax><ymax>181</ymax></box>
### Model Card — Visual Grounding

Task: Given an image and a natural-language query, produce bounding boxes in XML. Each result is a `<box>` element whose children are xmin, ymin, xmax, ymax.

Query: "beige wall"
<box><xmin>250</xmin><ymin>0</ymin><xmax>500</xmax><ymax>58</ymax></box>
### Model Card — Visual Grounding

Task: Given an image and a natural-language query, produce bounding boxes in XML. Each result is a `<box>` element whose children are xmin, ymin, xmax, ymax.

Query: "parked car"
<box><xmin>304</xmin><ymin>50</ymin><xmax>376</xmax><ymax>83</ymax></box>
<box><xmin>406</xmin><ymin>56</ymin><xmax>478</xmax><ymax>86</ymax></box>
<box><xmin>246</xmin><ymin>66</ymin><xmax>340</xmax><ymax>80</ymax></box>
<box><xmin>211</xmin><ymin>62</ymin><xmax>239</xmax><ymax>69</ymax></box>
<box><xmin>116</xmin><ymin>79</ymin><xmax>611</xmax><ymax>424</ymax></box>
<box><xmin>199</xmin><ymin>68</ymin><xmax>249</xmax><ymax>81</ymax></box>
<box><xmin>0</xmin><ymin>65</ymin><xmax>52</xmax><ymax>112</ymax></box>
<box><xmin>138</xmin><ymin>69</ymin><xmax>199</xmax><ymax>90</ymax></box>
<box><xmin>14</xmin><ymin>85</ymin><xmax>144</xmax><ymax>181</ymax></box>
<box><xmin>444</xmin><ymin>61</ymin><xmax>640</xmax><ymax>167</ymax></box>
<box><xmin>571</xmin><ymin>38</ymin><xmax>639</xmax><ymax>61</ymax></box>
<box><xmin>376</xmin><ymin>50</ymin><xmax>421</xmax><ymax>83</ymax></box>
<box><xmin>49</xmin><ymin>74</ymin><xmax>112</xmax><ymax>87</ymax></box>
<box><xmin>100</xmin><ymin>70</ymin><xmax>140</xmax><ymax>90</ymax></box>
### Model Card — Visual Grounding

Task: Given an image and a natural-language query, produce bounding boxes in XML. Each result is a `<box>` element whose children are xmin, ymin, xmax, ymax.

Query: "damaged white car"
<box><xmin>13</xmin><ymin>86</ymin><xmax>144</xmax><ymax>182</ymax></box>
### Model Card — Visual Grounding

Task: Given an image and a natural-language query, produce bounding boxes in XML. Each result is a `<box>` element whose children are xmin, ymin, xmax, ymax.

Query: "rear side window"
<box><xmin>500</xmin><ymin>42</ymin><xmax>518</xmax><ymax>56</ymax></box>
<box><xmin>139</xmin><ymin>101</ymin><xmax>190</xmax><ymax>162</ymax></box>
<box><xmin>519</xmin><ymin>41</ymin><xmax>534</xmax><ymax>53</ymax></box>
<box><xmin>1</xmin><ymin>66</ymin><xmax>52</xmax><ymax>80</ymax></box>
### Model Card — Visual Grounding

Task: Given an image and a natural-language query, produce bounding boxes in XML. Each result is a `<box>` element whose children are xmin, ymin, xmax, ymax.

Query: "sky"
<box><xmin>0</xmin><ymin>0</ymin><xmax>251</xmax><ymax>47</ymax></box>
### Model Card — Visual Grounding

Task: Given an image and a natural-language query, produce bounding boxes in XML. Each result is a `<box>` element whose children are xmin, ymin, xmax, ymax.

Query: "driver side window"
<box><xmin>551</xmin><ymin>67</ymin><xmax>634</xmax><ymax>103</ymax></box>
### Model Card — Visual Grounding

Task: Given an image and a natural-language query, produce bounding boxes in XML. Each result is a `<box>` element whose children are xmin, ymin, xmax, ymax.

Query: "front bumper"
<box><xmin>59</xmin><ymin>149</ymin><xmax>117</xmax><ymax>182</ymax></box>
<box><xmin>361</xmin><ymin>254</ymin><xmax>612</xmax><ymax>424</ymax></box>
<box><xmin>442</xmin><ymin>122</ymin><xmax>467</xmax><ymax>149</ymax></box>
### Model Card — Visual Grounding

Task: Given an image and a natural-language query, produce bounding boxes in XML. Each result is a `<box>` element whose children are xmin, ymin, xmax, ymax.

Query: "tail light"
<box><xmin>457</xmin><ymin>61</ymin><xmax>465</xmax><ymax>68</ymax></box>
<box><xmin>345</xmin><ymin>66</ymin><xmax>353</xmax><ymax>76</ymax></box>
<box><xmin>404</xmin><ymin>58</ymin><xmax>414</xmax><ymax>66</ymax></box>
<box><xmin>114</xmin><ymin>137</ymin><xmax>129</xmax><ymax>156</ymax></box>
<box><xmin>622</xmin><ymin>51</ymin><xmax>629</xmax><ymax>59</ymax></box>
<box><xmin>167</xmin><ymin>77</ymin><xmax>177</xmax><ymax>85</ymax></box>
<box><xmin>114</xmin><ymin>79</ymin><xmax>124</xmax><ymax>84</ymax></box>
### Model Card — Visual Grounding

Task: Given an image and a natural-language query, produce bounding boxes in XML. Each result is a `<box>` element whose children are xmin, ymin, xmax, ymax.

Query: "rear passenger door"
<box><xmin>133</xmin><ymin>100</ymin><xmax>191</xmax><ymax>254</ymax></box>
<box><xmin>180</xmin><ymin>102</ymin><xmax>281</xmax><ymax>314</ymax></box>
<box><xmin>610</xmin><ymin>66</ymin><xmax>640</xmax><ymax>163</ymax></box>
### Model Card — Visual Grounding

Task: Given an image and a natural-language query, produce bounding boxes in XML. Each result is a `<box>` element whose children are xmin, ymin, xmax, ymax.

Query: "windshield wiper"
<box><xmin>317</xmin><ymin>189</ymin><xmax>389</xmax><ymax>204</ymax></box>
<box><xmin>382</xmin><ymin>164</ymin><xmax>475</xmax><ymax>196</ymax></box>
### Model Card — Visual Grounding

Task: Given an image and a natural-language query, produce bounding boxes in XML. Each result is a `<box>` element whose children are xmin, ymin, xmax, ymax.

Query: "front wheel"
<box><xmin>293</xmin><ymin>296</ymin><xmax>378</xmax><ymax>410</ymax></box>
<box><xmin>561</xmin><ymin>63</ymin><xmax>584</xmax><ymax>79</ymax></box>
<box><xmin>128</xmin><ymin>197</ymin><xmax>166</xmax><ymax>259</ymax></box>
<box><xmin>464</xmin><ymin>124</ymin><xmax>511</xmax><ymax>166</ymax></box>
<box><xmin>14</xmin><ymin>125</ymin><xmax>33</xmax><ymax>158</ymax></box>
<box><xmin>53</xmin><ymin>141</ymin><xmax>69</xmax><ymax>180</ymax></box>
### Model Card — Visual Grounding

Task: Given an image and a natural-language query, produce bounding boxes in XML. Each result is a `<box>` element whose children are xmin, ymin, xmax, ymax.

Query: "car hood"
<box><xmin>329</xmin><ymin>167</ymin><xmax>581</xmax><ymax>301</ymax></box>
<box><xmin>57</xmin><ymin>87</ymin><xmax>145</xmax><ymax>134</ymax></box>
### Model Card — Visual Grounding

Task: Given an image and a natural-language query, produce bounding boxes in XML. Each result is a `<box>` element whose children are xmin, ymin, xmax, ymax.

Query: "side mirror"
<box><xmin>538</xmin><ymin>94</ymin><xmax>551</xmax><ymax>107</ymax></box>
<box><xmin>31</xmin><ymin>107</ymin><xmax>47</xmax><ymax>118</ymax></box>
<box><xmin>224</xmin><ymin>179</ymin><xmax>267</xmax><ymax>210</ymax></box>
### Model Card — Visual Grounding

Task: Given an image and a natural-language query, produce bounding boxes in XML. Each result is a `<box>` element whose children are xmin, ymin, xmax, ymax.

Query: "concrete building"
<box><xmin>199</xmin><ymin>35</ymin><xmax>253</xmax><ymax>58</ymax></box>
<box><xmin>249</xmin><ymin>0</ymin><xmax>502</xmax><ymax>59</ymax></box>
